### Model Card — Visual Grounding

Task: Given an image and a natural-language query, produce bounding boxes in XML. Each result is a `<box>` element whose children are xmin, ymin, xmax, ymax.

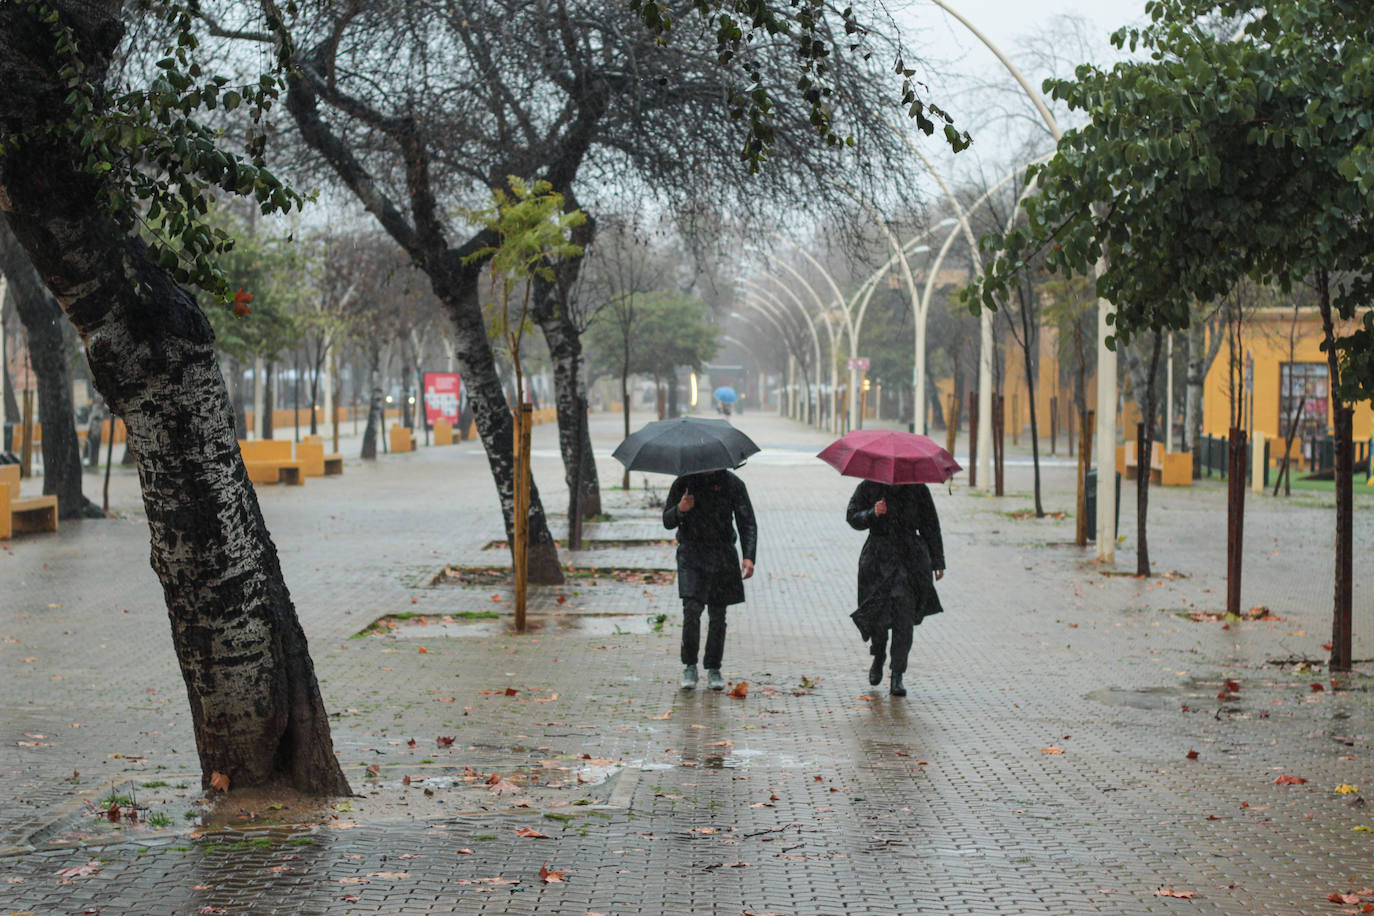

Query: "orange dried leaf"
<box><xmin>1154</xmin><ymin>888</ymin><xmax>1196</xmax><ymax>899</ymax></box>
<box><xmin>515</xmin><ymin>827</ymin><xmax>550</xmax><ymax>839</ymax></box>
<box><xmin>728</xmin><ymin>681</ymin><xmax>749</xmax><ymax>699</ymax></box>
<box><xmin>538</xmin><ymin>863</ymin><xmax>566</xmax><ymax>883</ymax></box>
<box><xmin>209</xmin><ymin>771</ymin><xmax>230</xmax><ymax>792</ymax></box>
<box><xmin>1041</xmin><ymin>746</ymin><xmax>1065</xmax><ymax>755</ymax></box>
<box><xmin>231</xmin><ymin>286</ymin><xmax>254</xmax><ymax>317</ymax></box>
<box><xmin>436</xmin><ymin>736</ymin><xmax>455</xmax><ymax>747</ymax></box>
<box><xmin>1274</xmin><ymin>774</ymin><xmax>1307</xmax><ymax>785</ymax></box>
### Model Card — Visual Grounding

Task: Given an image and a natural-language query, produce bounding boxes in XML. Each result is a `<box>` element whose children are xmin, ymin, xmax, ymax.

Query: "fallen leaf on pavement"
<box><xmin>539</xmin><ymin>863</ymin><xmax>567</xmax><ymax>883</ymax></box>
<box><xmin>1274</xmin><ymin>774</ymin><xmax>1307</xmax><ymax>785</ymax></box>
<box><xmin>516</xmin><ymin>827</ymin><xmax>550</xmax><ymax>839</ymax></box>
<box><xmin>209</xmin><ymin>771</ymin><xmax>230</xmax><ymax>792</ymax></box>
<box><xmin>1328</xmin><ymin>892</ymin><xmax>1362</xmax><ymax>904</ymax></box>
<box><xmin>436</xmin><ymin>736</ymin><xmax>455</xmax><ymax>747</ymax></box>
<box><xmin>728</xmin><ymin>682</ymin><xmax>748</xmax><ymax>699</ymax></box>
<box><xmin>1154</xmin><ymin>888</ymin><xmax>1196</xmax><ymax>898</ymax></box>
<box><xmin>1185</xmin><ymin>750</ymin><xmax>1199</xmax><ymax>760</ymax></box>
<box><xmin>1041</xmin><ymin>746</ymin><xmax>1065</xmax><ymax>755</ymax></box>
<box><xmin>55</xmin><ymin>861</ymin><xmax>100</xmax><ymax>882</ymax></box>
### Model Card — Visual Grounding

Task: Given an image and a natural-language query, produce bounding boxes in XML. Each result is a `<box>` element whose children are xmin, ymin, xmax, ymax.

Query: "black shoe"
<box><xmin>868</xmin><ymin>657</ymin><xmax>883</xmax><ymax>686</ymax></box>
<box><xmin>890</xmin><ymin>674</ymin><xmax>906</xmax><ymax>697</ymax></box>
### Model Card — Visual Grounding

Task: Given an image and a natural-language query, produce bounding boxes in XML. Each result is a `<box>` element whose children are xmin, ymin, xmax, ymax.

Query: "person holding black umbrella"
<box><xmin>663</xmin><ymin>468</ymin><xmax>757</xmax><ymax>691</ymax></box>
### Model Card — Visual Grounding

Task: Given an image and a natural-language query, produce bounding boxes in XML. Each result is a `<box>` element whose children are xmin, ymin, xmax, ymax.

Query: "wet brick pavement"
<box><xmin>1</xmin><ymin>410</ymin><xmax>1372</xmax><ymax>914</ymax></box>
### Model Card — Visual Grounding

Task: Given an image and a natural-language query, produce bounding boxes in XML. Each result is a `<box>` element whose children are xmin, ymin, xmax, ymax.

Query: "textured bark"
<box><xmin>0</xmin><ymin>0</ymin><xmax>349</xmax><ymax>796</ymax></box>
<box><xmin>0</xmin><ymin>218</ymin><xmax>97</xmax><ymax>518</ymax></box>
<box><xmin>538</xmin><ymin>310</ymin><xmax>602</xmax><ymax>517</ymax></box>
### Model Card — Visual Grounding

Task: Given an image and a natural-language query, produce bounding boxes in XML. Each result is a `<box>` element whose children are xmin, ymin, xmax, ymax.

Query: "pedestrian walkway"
<box><xmin>1</xmin><ymin>410</ymin><xmax>1371</xmax><ymax>914</ymax></box>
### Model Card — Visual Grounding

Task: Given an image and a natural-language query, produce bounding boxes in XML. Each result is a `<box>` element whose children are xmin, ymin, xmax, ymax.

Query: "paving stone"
<box><xmin>0</xmin><ymin>411</ymin><xmax>1371</xmax><ymax>914</ymax></box>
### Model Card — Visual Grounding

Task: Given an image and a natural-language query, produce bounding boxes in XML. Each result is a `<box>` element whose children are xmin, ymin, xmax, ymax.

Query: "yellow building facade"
<box><xmin>1201</xmin><ymin>309</ymin><xmax>1372</xmax><ymax>451</ymax></box>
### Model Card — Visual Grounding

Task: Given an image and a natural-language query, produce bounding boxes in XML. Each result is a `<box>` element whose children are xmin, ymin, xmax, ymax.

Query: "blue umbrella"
<box><xmin>714</xmin><ymin>385</ymin><xmax>738</xmax><ymax>404</ymax></box>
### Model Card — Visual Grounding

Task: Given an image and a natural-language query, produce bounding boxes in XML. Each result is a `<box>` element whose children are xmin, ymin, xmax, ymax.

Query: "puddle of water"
<box><xmin>385</xmin><ymin>614</ymin><xmax>663</xmax><ymax>638</ymax></box>
<box><xmin>1085</xmin><ymin>686</ymin><xmax>1187</xmax><ymax>710</ymax></box>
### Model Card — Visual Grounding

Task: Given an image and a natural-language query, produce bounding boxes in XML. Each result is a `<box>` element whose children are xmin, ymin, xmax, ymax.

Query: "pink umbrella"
<box><xmin>817</xmin><ymin>429</ymin><xmax>962</xmax><ymax>485</ymax></box>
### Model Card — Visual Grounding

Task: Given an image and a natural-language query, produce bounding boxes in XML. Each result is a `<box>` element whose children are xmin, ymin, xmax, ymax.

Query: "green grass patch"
<box><xmin>148</xmin><ymin>811</ymin><xmax>172</xmax><ymax>828</ymax></box>
<box><xmin>140</xmin><ymin>780</ymin><xmax>169</xmax><ymax>789</ymax></box>
<box><xmin>543</xmin><ymin>812</ymin><xmax>574</xmax><ymax>823</ymax></box>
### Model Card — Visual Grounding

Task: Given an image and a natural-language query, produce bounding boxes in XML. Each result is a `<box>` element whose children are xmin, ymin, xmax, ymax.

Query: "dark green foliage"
<box><xmin>967</xmin><ymin>0</ymin><xmax>1374</xmax><ymax>403</ymax></box>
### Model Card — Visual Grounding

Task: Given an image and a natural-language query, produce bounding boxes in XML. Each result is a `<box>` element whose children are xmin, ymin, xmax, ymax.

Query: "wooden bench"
<box><xmin>0</xmin><ymin>463</ymin><xmax>58</xmax><ymax>539</ymax></box>
<box><xmin>298</xmin><ymin>436</ymin><xmax>343</xmax><ymax>476</ymax></box>
<box><xmin>1117</xmin><ymin>441</ymin><xmax>1191</xmax><ymax>485</ymax></box>
<box><xmin>433</xmin><ymin>419</ymin><xmax>454</xmax><ymax>446</ymax></box>
<box><xmin>238</xmin><ymin>439</ymin><xmax>305</xmax><ymax>485</ymax></box>
<box><xmin>389</xmin><ymin>425</ymin><xmax>416</xmax><ymax>453</ymax></box>
<box><xmin>1160</xmin><ymin>450</ymin><xmax>1193</xmax><ymax>486</ymax></box>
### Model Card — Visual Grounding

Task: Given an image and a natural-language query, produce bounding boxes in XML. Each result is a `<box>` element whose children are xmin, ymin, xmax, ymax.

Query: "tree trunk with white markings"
<box><xmin>0</xmin><ymin>0</ymin><xmax>350</xmax><ymax>796</ymax></box>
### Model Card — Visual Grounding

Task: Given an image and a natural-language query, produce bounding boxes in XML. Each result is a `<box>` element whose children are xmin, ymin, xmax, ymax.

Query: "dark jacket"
<box><xmin>663</xmin><ymin>470</ymin><xmax>757</xmax><ymax>606</ymax></box>
<box><xmin>846</xmin><ymin>481</ymin><xmax>944</xmax><ymax>629</ymax></box>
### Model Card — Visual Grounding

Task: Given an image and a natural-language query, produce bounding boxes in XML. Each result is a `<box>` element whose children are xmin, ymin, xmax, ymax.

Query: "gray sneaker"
<box><xmin>680</xmin><ymin>665</ymin><xmax>698</xmax><ymax>690</ymax></box>
<box><xmin>707</xmin><ymin>669</ymin><xmax>726</xmax><ymax>691</ymax></box>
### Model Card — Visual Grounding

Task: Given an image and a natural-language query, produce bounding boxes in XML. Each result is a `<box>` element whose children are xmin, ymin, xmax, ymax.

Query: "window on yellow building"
<box><xmin>1279</xmin><ymin>362</ymin><xmax>1328</xmax><ymax>440</ymax></box>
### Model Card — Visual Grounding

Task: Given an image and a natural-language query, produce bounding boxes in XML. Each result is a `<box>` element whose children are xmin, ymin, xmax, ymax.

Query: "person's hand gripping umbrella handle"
<box><xmin>678</xmin><ymin>490</ymin><xmax>694</xmax><ymax>513</ymax></box>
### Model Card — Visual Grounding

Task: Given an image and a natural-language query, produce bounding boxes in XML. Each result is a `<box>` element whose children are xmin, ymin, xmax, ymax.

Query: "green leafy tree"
<box><xmin>968</xmin><ymin>0</ymin><xmax>1371</xmax><ymax>668</ymax></box>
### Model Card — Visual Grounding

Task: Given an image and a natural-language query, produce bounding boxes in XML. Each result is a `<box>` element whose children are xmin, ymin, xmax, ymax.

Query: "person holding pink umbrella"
<box><xmin>819</xmin><ymin>430</ymin><xmax>958</xmax><ymax>697</ymax></box>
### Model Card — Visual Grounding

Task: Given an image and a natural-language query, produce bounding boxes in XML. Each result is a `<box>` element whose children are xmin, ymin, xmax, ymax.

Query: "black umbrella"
<box><xmin>611</xmin><ymin>417</ymin><xmax>760</xmax><ymax>476</ymax></box>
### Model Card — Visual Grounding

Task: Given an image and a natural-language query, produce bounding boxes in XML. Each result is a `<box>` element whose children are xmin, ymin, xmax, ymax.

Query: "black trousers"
<box><xmin>681</xmin><ymin>599</ymin><xmax>727</xmax><ymax>669</ymax></box>
<box><xmin>869</xmin><ymin>621</ymin><xmax>914</xmax><ymax>675</ymax></box>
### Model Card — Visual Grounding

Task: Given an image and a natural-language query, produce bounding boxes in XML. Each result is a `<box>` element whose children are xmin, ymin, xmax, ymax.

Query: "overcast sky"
<box><xmin>924</xmin><ymin>0</ymin><xmax>1148</xmax><ymax>53</ymax></box>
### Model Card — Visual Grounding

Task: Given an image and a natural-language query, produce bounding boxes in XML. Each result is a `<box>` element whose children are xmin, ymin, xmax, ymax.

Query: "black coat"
<box><xmin>846</xmin><ymin>481</ymin><xmax>945</xmax><ymax>632</ymax></box>
<box><xmin>663</xmin><ymin>470</ymin><xmax>757</xmax><ymax>606</ymax></box>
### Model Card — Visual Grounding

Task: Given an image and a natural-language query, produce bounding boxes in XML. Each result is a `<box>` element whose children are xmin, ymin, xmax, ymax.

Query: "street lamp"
<box><xmin>922</xmin><ymin>0</ymin><xmax>1117</xmax><ymax>560</ymax></box>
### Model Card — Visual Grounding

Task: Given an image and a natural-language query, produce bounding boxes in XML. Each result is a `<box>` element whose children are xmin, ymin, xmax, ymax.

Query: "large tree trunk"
<box><xmin>534</xmin><ymin>295</ymin><xmax>602</xmax><ymax>519</ymax></box>
<box><xmin>228</xmin><ymin>355</ymin><xmax>247</xmax><ymax>439</ymax></box>
<box><xmin>0</xmin><ymin>0</ymin><xmax>349</xmax><ymax>795</ymax></box>
<box><xmin>0</xmin><ymin>218</ymin><xmax>98</xmax><ymax>518</ymax></box>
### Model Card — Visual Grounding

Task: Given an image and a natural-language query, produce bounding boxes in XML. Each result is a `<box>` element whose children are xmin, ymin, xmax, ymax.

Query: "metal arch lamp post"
<box><xmin>738</xmin><ymin>290</ymin><xmax>821</xmax><ymax>424</ymax></box>
<box><xmin>770</xmin><ymin>235</ymin><xmax>864</xmax><ymax>435</ymax></box>
<box><xmin>741</xmin><ymin>278</ymin><xmax>826</xmax><ymax>424</ymax></box>
<box><xmin>742</xmin><ymin>278</ymin><xmax>827</xmax><ymax>427</ymax></box>
<box><xmin>727</xmin><ymin>308</ymin><xmax>794</xmax><ymax>415</ymax></box>
<box><xmin>924</xmin><ymin>0</ymin><xmax>1117</xmax><ymax>561</ymax></box>
<box><xmin>752</xmin><ymin>253</ymin><xmax>847</xmax><ymax>434</ymax></box>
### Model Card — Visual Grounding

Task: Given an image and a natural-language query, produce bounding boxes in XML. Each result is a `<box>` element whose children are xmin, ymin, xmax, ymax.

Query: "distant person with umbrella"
<box><xmin>613</xmin><ymin>417</ymin><xmax>759</xmax><ymax>691</ymax></box>
<box><xmin>818</xmin><ymin>430</ymin><xmax>959</xmax><ymax>697</ymax></box>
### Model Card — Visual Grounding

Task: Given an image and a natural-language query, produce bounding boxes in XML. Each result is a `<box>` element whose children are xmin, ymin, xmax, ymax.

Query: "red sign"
<box><xmin>422</xmin><ymin>372</ymin><xmax>462</xmax><ymax>427</ymax></box>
